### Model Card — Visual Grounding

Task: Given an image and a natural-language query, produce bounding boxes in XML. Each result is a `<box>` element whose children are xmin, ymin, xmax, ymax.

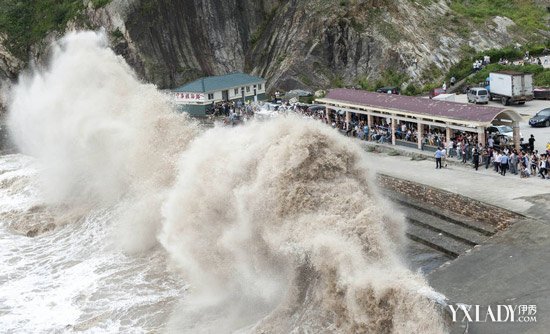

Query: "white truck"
<box><xmin>485</xmin><ymin>71</ymin><xmax>533</xmax><ymax>106</ymax></box>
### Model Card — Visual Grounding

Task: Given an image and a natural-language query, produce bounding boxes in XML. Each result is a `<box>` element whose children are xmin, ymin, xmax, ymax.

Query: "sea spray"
<box><xmin>160</xmin><ymin>118</ymin><xmax>448</xmax><ymax>333</ymax></box>
<box><xmin>7</xmin><ymin>30</ymin><xmax>199</xmax><ymax>250</ymax></box>
<box><xmin>0</xmin><ymin>156</ymin><xmax>186</xmax><ymax>332</ymax></box>
<box><xmin>5</xmin><ymin>30</ymin><xmax>448</xmax><ymax>333</ymax></box>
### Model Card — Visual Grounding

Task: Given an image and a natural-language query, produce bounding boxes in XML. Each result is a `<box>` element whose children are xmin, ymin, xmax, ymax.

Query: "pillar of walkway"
<box><xmin>326</xmin><ymin>108</ymin><xmax>331</xmax><ymax>124</ymax></box>
<box><xmin>367</xmin><ymin>114</ymin><xmax>373</xmax><ymax>128</ymax></box>
<box><xmin>512</xmin><ymin>122</ymin><xmax>521</xmax><ymax>151</ymax></box>
<box><xmin>418</xmin><ymin>122</ymin><xmax>424</xmax><ymax>150</ymax></box>
<box><xmin>345</xmin><ymin>110</ymin><xmax>351</xmax><ymax>124</ymax></box>
<box><xmin>391</xmin><ymin>117</ymin><xmax>397</xmax><ymax>145</ymax></box>
<box><xmin>446</xmin><ymin>125</ymin><xmax>451</xmax><ymax>145</ymax></box>
<box><xmin>477</xmin><ymin>126</ymin><xmax>486</xmax><ymax>148</ymax></box>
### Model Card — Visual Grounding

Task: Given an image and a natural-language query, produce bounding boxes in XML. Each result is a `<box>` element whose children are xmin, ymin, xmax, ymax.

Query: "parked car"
<box><xmin>429</xmin><ymin>88</ymin><xmax>446</xmax><ymax>99</ymax></box>
<box><xmin>529</xmin><ymin>108</ymin><xmax>550</xmax><ymax>127</ymax></box>
<box><xmin>376</xmin><ymin>86</ymin><xmax>399</xmax><ymax>95</ymax></box>
<box><xmin>467</xmin><ymin>87</ymin><xmax>489</xmax><ymax>104</ymax></box>
<box><xmin>533</xmin><ymin>87</ymin><xmax>550</xmax><ymax>100</ymax></box>
<box><xmin>486</xmin><ymin>125</ymin><xmax>523</xmax><ymax>140</ymax></box>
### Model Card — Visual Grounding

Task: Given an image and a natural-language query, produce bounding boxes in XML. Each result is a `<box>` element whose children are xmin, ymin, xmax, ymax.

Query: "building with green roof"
<box><xmin>172</xmin><ymin>72</ymin><xmax>267</xmax><ymax>116</ymax></box>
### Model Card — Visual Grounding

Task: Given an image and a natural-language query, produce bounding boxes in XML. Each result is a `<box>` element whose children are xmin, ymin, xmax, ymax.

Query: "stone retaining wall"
<box><xmin>377</xmin><ymin>174</ymin><xmax>523</xmax><ymax>228</ymax></box>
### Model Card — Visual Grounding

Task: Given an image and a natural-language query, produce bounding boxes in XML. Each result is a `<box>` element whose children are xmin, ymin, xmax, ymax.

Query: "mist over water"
<box><xmin>2</xmin><ymin>31</ymin><xmax>447</xmax><ymax>333</ymax></box>
<box><xmin>8</xmin><ymin>30</ymin><xmax>199</xmax><ymax>252</ymax></box>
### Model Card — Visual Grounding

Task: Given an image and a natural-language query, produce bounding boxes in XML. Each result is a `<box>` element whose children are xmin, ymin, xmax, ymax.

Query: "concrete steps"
<box><xmin>386</xmin><ymin>193</ymin><xmax>498</xmax><ymax>259</ymax></box>
<box><xmin>393</xmin><ymin>195</ymin><xmax>497</xmax><ymax>236</ymax></box>
<box><xmin>406</xmin><ymin>223</ymin><xmax>471</xmax><ymax>258</ymax></box>
<box><xmin>404</xmin><ymin>208</ymin><xmax>489</xmax><ymax>246</ymax></box>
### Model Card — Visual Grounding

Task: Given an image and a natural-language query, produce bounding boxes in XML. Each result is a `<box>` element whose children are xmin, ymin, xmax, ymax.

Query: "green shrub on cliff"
<box><xmin>450</xmin><ymin>0</ymin><xmax>548</xmax><ymax>32</ymax></box>
<box><xmin>534</xmin><ymin>70</ymin><xmax>550</xmax><ymax>87</ymax></box>
<box><xmin>0</xmin><ymin>0</ymin><xmax>84</xmax><ymax>59</ymax></box>
<box><xmin>92</xmin><ymin>0</ymin><xmax>111</xmax><ymax>9</ymax></box>
<box><xmin>465</xmin><ymin>63</ymin><xmax>550</xmax><ymax>87</ymax></box>
<box><xmin>403</xmin><ymin>83</ymin><xmax>420</xmax><ymax>96</ymax></box>
<box><xmin>447</xmin><ymin>42</ymin><xmax>550</xmax><ymax>83</ymax></box>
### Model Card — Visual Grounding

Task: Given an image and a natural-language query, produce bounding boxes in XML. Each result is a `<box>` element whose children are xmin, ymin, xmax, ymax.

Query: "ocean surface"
<box><xmin>0</xmin><ymin>30</ymin><xmax>449</xmax><ymax>333</ymax></box>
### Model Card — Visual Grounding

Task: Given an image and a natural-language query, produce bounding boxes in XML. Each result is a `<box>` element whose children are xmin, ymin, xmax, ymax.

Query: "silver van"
<box><xmin>467</xmin><ymin>87</ymin><xmax>489</xmax><ymax>104</ymax></box>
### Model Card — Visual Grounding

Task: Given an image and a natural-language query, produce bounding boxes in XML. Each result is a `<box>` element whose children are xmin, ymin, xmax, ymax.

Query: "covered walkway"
<box><xmin>316</xmin><ymin>88</ymin><xmax>523</xmax><ymax>151</ymax></box>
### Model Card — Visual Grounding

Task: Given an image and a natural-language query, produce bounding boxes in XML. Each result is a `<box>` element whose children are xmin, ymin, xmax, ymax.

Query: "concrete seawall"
<box><xmin>367</xmin><ymin>145</ymin><xmax>550</xmax><ymax>334</ymax></box>
<box><xmin>377</xmin><ymin>174</ymin><xmax>523</xmax><ymax>228</ymax></box>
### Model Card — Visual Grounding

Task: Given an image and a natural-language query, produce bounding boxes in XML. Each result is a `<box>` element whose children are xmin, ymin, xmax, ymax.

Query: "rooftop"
<box><xmin>319</xmin><ymin>88</ymin><xmax>522</xmax><ymax>125</ymax></box>
<box><xmin>493</xmin><ymin>70</ymin><xmax>530</xmax><ymax>76</ymax></box>
<box><xmin>173</xmin><ymin>73</ymin><xmax>265</xmax><ymax>93</ymax></box>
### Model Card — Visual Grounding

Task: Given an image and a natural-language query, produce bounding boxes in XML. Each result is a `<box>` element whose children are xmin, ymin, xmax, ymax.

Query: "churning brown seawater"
<box><xmin>1</xmin><ymin>31</ymin><xmax>448</xmax><ymax>333</ymax></box>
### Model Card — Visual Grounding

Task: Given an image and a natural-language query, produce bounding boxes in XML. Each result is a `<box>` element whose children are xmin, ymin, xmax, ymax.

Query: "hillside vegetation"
<box><xmin>450</xmin><ymin>0</ymin><xmax>548</xmax><ymax>33</ymax></box>
<box><xmin>0</xmin><ymin>1</ymin><xmax>81</xmax><ymax>58</ymax></box>
<box><xmin>466</xmin><ymin>63</ymin><xmax>550</xmax><ymax>87</ymax></box>
<box><xmin>0</xmin><ymin>0</ymin><xmax>111</xmax><ymax>59</ymax></box>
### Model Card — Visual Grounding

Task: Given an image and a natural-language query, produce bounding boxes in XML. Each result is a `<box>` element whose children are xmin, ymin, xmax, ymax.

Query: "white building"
<box><xmin>173</xmin><ymin>72</ymin><xmax>267</xmax><ymax>115</ymax></box>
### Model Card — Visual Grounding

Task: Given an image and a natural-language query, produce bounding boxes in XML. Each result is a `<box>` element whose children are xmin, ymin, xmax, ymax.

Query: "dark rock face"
<box><xmin>113</xmin><ymin>0</ymin><xmax>539</xmax><ymax>91</ymax></box>
<box><xmin>0</xmin><ymin>0</ymin><xmax>546</xmax><ymax>98</ymax></box>
<box><xmin>123</xmin><ymin>0</ymin><xmax>278</xmax><ymax>88</ymax></box>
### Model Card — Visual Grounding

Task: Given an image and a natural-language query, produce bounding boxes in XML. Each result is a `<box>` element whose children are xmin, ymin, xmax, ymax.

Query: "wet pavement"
<box><xmin>362</xmin><ymin>142</ymin><xmax>550</xmax><ymax>333</ymax></box>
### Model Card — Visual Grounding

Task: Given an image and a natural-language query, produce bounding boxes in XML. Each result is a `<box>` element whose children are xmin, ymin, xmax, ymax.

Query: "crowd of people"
<box><xmin>435</xmin><ymin>141</ymin><xmax>549</xmax><ymax>180</ymax></box>
<box><xmin>211</xmin><ymin>100</ymin><xmax>549</xmax><ymax>181</ymax></box>
<box><xmin>289</xmin><ymin>105</ymin><xmax>550</xmax><ymax>181</ymax></box>
<box><xmin>208</xmin><ymin>100</ymin><xmax>255</xmax><ymax>118</ymax></box>
<box><xmin>432</xmin><ymin>131</ymin><xmax>550</xmax><ymax>180</ymax></box>
<box><xmin>520</xmin><ymin>50</ymin><xmax>548</xmax><ymax>66</ymax></box>
<box><xmin>472</xmin><ymin>55</ymin><xmax>491</xmax><ymax>72</ymax></box>
<box><xmin>497</xmin><ymin>51</ymin><xmax>549</xmax><ymax>67</ymax></box>
<box><xmin>475</xmin><ymin>51</ymin><xmax>549</xmax><ymax>69</ymax></box>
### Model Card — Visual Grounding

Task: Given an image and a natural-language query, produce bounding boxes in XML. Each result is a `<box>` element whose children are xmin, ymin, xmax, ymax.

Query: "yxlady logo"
<box><xmin>449</xmin><ymin>304</ymin><xmax>537</xmax><ymax>323</ymax></box>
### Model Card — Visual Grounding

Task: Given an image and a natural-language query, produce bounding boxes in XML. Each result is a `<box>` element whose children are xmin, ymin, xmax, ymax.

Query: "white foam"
<box><xmin>3</xmin><ymin>30</ymin><xmax>448</xmax><ymax>333</ymax></box>
<box><xmin>0</xmin><ymin>188</ymin><xmax>186</xmax><ymax>333</ymax></box>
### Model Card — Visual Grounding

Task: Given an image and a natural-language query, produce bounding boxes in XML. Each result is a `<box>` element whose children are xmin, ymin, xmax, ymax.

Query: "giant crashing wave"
<box><xmin>6</xmin><ymin>30</ymin><xmax>448</xmax><ymax>333</ymax></box>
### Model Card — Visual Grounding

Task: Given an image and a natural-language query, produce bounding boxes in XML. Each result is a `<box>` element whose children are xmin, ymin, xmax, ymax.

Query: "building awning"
<box><xmin>317</xmin><ymin>88</ymin><xmax>522</xmax><ymax>127</ymax></box>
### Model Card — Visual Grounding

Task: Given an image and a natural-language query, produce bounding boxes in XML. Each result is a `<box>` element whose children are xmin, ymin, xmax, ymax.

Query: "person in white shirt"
<box><xmin>488</xmin><ymin>136</ymin><xmax>494</xmax><ymax>148</ymax></box>
<box><xmin>448</xmin><ymin>140</ymin><xmax>454</xmax><ymax>157</ymax></box>
<box><xmin>495</xmin><ymin>152</ymin><xmax>502</xmax><ymax>173</ymax></box>
<box><xmin>538</xmin><ymin>157</ymin><xmax>547</xmax><ymax>179</ymax></box>
<box><xmin>521</xmin><ymin>163</ymin><xmax>531</xmax><ymax>178</ymax></box>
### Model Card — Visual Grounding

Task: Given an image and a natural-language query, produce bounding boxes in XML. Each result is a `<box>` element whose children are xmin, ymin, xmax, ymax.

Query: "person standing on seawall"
<box><xmin>485</xmin><ymin>147</ymin><xmax>493</xmax><ymax>169</ymax></box>
<box><xmin>528</xmin><ymin>134</ymin><xmax>535</xmax><ymax>153</ymax></box>
<box><xmin>441</xmin><ymin>145</ymin><xmax>448</xmax><ymax>168</ymax></box>
<box><xmin>435</xmin><ymin>147</ymin><xmax>443</xmax><ymax>169</ymax></box>
<box><xmin>494</xmin><ymin>150</ymin><xmax>501</xmax><ymax>173</ymax></box>
<box><xmin>462</xmin><ymin>141</ymin><xmax>468</xmax><ymax>164</ymax></box>
<box><xmin>500</xmin><ymin>152</ymin><xmax>509</xmax><ymax>176</ymax></box>
<box><xmin>473</xmin><ymin>149</ymin><xmax>480</xmax><ymax>171</ymax></box>
<box><xmin>509</xmin><ymin>150</ymin><xmax>518</xmax><ymax>175</ymax></box>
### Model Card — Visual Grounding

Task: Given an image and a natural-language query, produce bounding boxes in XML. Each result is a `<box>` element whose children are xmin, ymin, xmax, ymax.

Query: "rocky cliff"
<box><xmin>0</xmin><ymin>0</ymin><xmax>548</xmax><ymax>103</ymax></box>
